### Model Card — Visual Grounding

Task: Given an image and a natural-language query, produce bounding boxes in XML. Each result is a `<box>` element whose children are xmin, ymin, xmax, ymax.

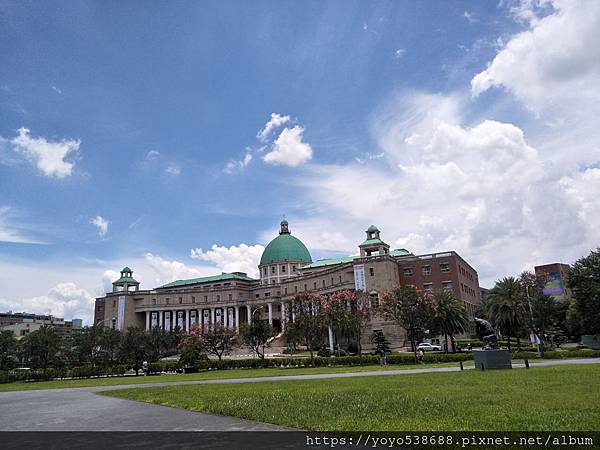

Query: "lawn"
<box><xmin>0</xmin><ymin>361</ymin><xmax>473</xmax><ymax>392</ymax></box>
<box><xmin>102</xmin><ymin>365</ymin><xmax>600</xmax><ymax>431</ymax></box>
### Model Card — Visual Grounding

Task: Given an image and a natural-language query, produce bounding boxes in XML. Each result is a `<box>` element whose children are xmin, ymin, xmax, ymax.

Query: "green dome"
<box><xmin>260</xmin><ymin>232</ymin><xmax>312</xmax><ymax>265</ymax></box>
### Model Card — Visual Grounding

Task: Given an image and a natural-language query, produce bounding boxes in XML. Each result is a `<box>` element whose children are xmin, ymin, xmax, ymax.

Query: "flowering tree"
<box><xmin>322</xmin><ymin>290</ymin><xmax>372</xmax><ymax>356</ymax></box>
<box><xmin>182</xmin><ymin>324</ymin><xmax>236</xmax><ymax>360</ymax></box>
<box><xmin>380</xmin><ymin>286</ymin><xmax>436</xmax><ymax>357</ymax></box>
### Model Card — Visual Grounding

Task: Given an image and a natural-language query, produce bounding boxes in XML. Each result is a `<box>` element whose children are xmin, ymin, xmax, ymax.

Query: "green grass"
<box><xmin>0</xmin><ymin>361</ymin><xmax>473</xmax><ymax>392</ymax></box>
<box><xmin>102</xmin><ymin>365</ymin><xmax>600</xmax><ymax>431</ymax></box>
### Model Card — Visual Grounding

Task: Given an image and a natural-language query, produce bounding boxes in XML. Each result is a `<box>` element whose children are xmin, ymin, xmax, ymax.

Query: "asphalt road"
<box><xmin>1</xmin><ymin>358</ymin><xmax>598</xmax><ymax>431</ymax></box>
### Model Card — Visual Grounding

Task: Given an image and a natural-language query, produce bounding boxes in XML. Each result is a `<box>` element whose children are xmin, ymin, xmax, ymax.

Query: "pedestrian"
<box><xmin>379</xmin><ymin>348</ymin><xmax>387</xmax><ymax>366</ymax></box>
<box><xmin>467</xmin><ymin>343</ymin><xmax>472</xmax><ymax>351</ymax></box>
<box><xmin>417</xmin><ymin>349</ymin><xmax>424</xmax><ymax>364</ymax></box>
<box><xmin>142</xmin><ymin>360</ymin><xmax>148</xmax><ymax>376</ymax></box>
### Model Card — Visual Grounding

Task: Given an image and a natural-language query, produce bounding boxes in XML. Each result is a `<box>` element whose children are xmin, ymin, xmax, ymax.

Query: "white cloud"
<box><xmin>142</xmin><ymin>252</ymin><xmax>215</xmax><ymax>286</ymax></box>
<box><xmin>10</xmin><ymin>127</ymin><xmax>80</xmax><ymax>178</ymax></box>
<box><xmin>165</xmin><ymin>164</ymin><xmax>181</xmax><ymax>176</ymax></box>
<box><xmin>471</xmin><ymin>0</ymin><xmax>600</xmax><ymax>113</ymax></box>
<box><xmin>0</xmin><ymin>282</ymin><xmax>95</xmax><ymax>325</ymax></box>
<box><xmin>101</xmin><ymin>270</ymin><xmax>120</xmax><ymax>294</ymax></box>
<box><xmin>51</xmin><ymin>86</ymin><xmax>63</xmax><ymax>94</ymax></box>
<box><xmin>291</xmin><ymin>92</ymin><xmax>600</xmax><ymax>287</ymax></box>
<box><xmin>394</xmin><ymin>49</ymin><xmax>406</xmax><ymax>59</ymax></box>
<box><xmin>257</xmin><ymin>113</ymin><xmax>291</xmax><ymax>142</ymax></box>
<box><xmin>190</xmin><ymin>243</ymin><xmax>264</xmax><ymax>278</ymax></box>
<box><xmin>145</xmin><ymin>150</ymin><xmax>160</xmax><ymax>161</ymax></box>
<box><xmin>0</xmin><ymin>206</ymin><xmax>44</xmax><ymax>244</ymax></box>
<box><xmin>263</xmin><ymin>126</ymin><xmax>313</xmax><ymax>167</ymax></box>
<box><xmin>463</xmin><ymin>11</ymin><xmax>477</xmax><ymax>23</ymax></box>
<box><xmin>90</xmin><ymin>215</ymin><xmax>109</xmax><ymax>236</ymax></box>
<box><xmin>225</xmin><ymin>151</ymin><xmax>253</xmax><ymax>174</ymax></box>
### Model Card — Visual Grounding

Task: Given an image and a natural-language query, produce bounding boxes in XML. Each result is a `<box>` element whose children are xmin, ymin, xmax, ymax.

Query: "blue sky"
<box><xmin>1</xmin><ymin>1</ymin><xmax>599</xmax><ymax>323</ymax></box>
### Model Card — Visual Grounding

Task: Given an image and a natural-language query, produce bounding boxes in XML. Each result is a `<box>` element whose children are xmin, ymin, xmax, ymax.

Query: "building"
<box><xmin>94</xmin><ymin>221</ymin><xmax>481</xmax><ymax>348</ymax></box>
<box><xmin>534</xmin><ymin>263</ymin><xmax>572</xmax><ymax>299</ymax></box>
<box><xmin>0</xmin><ymin>312</ymin><xmax>83</xmax><ymax>340</ymax></box>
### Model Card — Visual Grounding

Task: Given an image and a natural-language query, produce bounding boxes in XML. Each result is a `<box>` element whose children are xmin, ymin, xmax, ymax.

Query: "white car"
<box><xmin>417</xmin><ymin>343</ymin><xmax>441</xmax><ymax>352</ymax></box>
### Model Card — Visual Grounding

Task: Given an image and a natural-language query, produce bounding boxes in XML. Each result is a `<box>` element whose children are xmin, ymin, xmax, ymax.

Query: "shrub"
<box><xmin>317</xmin><ymin>347</ymin><xmax>331</xmax><ymax>357</ymax></box>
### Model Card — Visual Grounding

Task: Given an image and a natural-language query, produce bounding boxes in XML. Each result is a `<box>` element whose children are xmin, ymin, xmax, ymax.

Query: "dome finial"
<box><xmin>280</xmin><ymin>217</ymin><xmax>290</xmax><ymax>235</ymax></box>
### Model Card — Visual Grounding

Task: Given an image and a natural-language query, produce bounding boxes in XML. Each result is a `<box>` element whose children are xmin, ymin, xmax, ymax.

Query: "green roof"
<box><xmin>367</xmin><ymin>225</ymin><xmax>379</xmax><ymax>232</ymax></box>
<box><xmin>159</xmin><ymin>273</ymin><xmax>256</xmax><ymax>289</ymax></box>
<box><xmin>390</xmin><ymin>248</ymin><xmax>411</xmax><ymax>257</ymax></box>
<box><xmin>113</xmin><ymin>276</ymin><xmax>139</xmax><ymax>285</ymax></box>
<box><xmin>301</xmin><ymin>256</ymin><xmax>355</xmax><ymax>269</ymax></box>
<box><xmin>360</xmin><ymin>238</ymin><xmax>385</xmax><ymax>246</ymax></box>
<box><xmin>260</xmin><ymin>234</ymin><xmax>312</xmax><ymax>265</ymax></box>
<box><xmin>122</xmin><ymin>266</ymin><xmax>132</xmax><ymax>272</ymax></box>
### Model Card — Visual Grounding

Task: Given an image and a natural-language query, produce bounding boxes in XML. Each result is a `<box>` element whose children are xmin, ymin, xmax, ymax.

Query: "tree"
<box><xmin>0</xmin><ymin>330</ymin><xmax>17</xmax><ymax>370</ymax></box>
<box><xmin>432</xmin><ymin>289</ymin><xmax>468</xmax><ymax>353</ymax></box>
<box><xmin>20</xmin><ymin>326</ymin><xmax>62</xmax><ymax>370</ymax></box>
<box><xmin>289</xmin><ymin>292</ymin><xmax>327</xmax><ymax>365</ymax></box>
<box><xmin>568</xmin><ymin>249</ymin><xmax>600</xmax><ymax>335</ymax></box>
<box><xmin>380</xmin><ymin>286</ymin><xmax>435</xmax><ymax>358</ymax></box>
<box><xmin>184</xmin><ymin>324</ymin><xmax>236</xmax><ymax>360</ymax></box>
<box><xmin>97</xmin><ymin>326</ymin><xmax>121</xmax><ymax>367</ymax></box>
<box><xmin>240</xmin><ymin>320</ymin><xmax>274</xmax><ymax>359</ymax></box>
<box><xmin>486</xmin><ymin>277</ymin><xmax>528</xmax><ymax>351</ymax></box>
<box><xmin>370</xmin><ymin>330</ymin><xmax>391</xmax><ymax>355</ymax></box>
<box><xmin>118</xmin><ymin>327</ymin><xmax>149</xmax><ymax>375</ymax></box>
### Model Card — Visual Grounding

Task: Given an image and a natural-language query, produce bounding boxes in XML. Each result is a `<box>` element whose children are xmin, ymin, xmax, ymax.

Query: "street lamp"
<box><xmin>525</xmin><ymin>285</ymin><xmax>542</xmax><ymax>357</ymax></box>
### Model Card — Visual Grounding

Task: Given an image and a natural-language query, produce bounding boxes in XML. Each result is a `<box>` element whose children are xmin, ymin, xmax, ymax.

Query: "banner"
<box><xmin>203</xmin><ymin>309</ymin><xmax>210</xmax><ymax>326</ymax></box>
<box><xmin>227</xmin><ymin>307</ymin><xmax>234</xmax><ymax>327</ymax></box>
<box><xmin>215</xmin><ymin>308</ymin><xmax>222</xmax><ymax>325</ymax></box>
<box><xmin>117</xmin><ymin>296</ymin><xmax>126</xmax><ymax>331</ymax></box>
<box><xmin>164</xmin><ymin>311</ymin><xmax>171</xmax><ymax>330</ymax></box>
<box><xmin>354</xmin><ymin>264</ymin><xmax>366</xmax><ymax>291</ymax></box>
<box><xmin>151</xmin><ymin>312</ymin><xmax>158</xmax><ymax>328</ymax></box>
<box><xmin>190</xmin><ymin>310</ymin><xmax>197</xmax><ymax>327</ymax></box>
<box><xmin>177</xmin><ymin>311</ymin><xmax>185</xmax><ymax>330</ymax></box>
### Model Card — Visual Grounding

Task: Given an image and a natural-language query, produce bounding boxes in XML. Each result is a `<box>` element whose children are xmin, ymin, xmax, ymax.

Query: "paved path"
<box><xmin>1</xmin><ymin>358</ymin><xmax>597</xmax><ymax>431</ymax></box>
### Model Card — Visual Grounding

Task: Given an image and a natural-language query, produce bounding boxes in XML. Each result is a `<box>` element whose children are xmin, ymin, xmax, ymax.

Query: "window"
<box><xmin>113</xmin><ymin>300</ymin><xmax>116</xmax><ymax>308</ymax></box>
<box><xmin>204</xmin><ymin>295</ymin><xmax>208</xmax><ymax>301</ymax></box>
<box><xmin>178</xmin><ymin>297</ymin><xmax>183</xmax><ymax>304</ymax></box>
<box><xmin>313</xmin><ymin>282</ymin><xmax>317</xmax><ymax>289</ymax></box>
<box><xmin>292</xmin><ymin>265</ymin><xmax>296</xmax><ymax>272</ymax></box>
<box><xmin>263</xmin><ymin>268</ymin><xmax>267</xmax><ymax>276</ymax></box>
<box><xmin>339</xmin><ymin>275</ymin><xmax>342</xmax><ymax>283</ymax></box>
<box><xmin>284</xmin><ymin>287</ymin><xmax>288</xmax><ymax>294</ymax></box>
<box><xmin>271</xmin><ymin>266</ymin><xmax>276</xmax><ymax>274</ymax></box>
<box><xmin>281</xmin><ymin>265</ymin><xmax>286</xmax><ymax>273</ymax></box>
<box><xmin>228</xmin><ymin>294</ymin><xmax>232</xmax><ymax>301</ymax></box>
<box><xmin>440</xmin><ymin>263</ymin><xmax>450</xmax><ymax>273</ymax></box>
<box><xmin>152</xmin><ymin>298</ymin><xmax>157</xmax><ymax>305</ymax></box>
<box><xmin>442</xmin><ymin>281</ymin><xmax>453</xmax><ymax>291</ymax></box>
<box><xmin>331</xmin><ymin>277</ymin><xmax>334</xmax><ymax>285</ymax></box>
<box><xmin>422</xmin><ymin>265</ymin><xmax>432</xmax><ymax>276</ymax></box>
<box><xmin>295</xmin><ymin>286</ymin><xmax>298</xmax><ymax>293</ymax></box>
<box><xmin>166</xmin><ymin>298</ymin><xmax>170</xmax><ymax>305</ymax></box>
<box><xmin>403</xmin><ymin>267</ymin><xmax>413</xmax><ymax>277</ymax></box>
<box><xmin>369</xmin><ymin>267</ymin><xmax>374</xmax><ymax>276</ymax></box>
<box><xmin>423</xmin><ymin>283</ymin><xmax>433</xmax><ymax>291</ymax></box>
<box><xmin>191</xmin><ymin>296</ymin><xmax>195</xmax><ymax>303</ymax></box>
<box><xmin>255</xmin><ymin>294</ymin><xmax>260</xmax><ymax>298</ymax></box>
<box><xmin>304</xmin><ymin>283</ymin><xmax>307</xmax><ymax>291</ymax></box>
<box><xmin>216</xmin><ymin>295</ymin><xmax>220</xmax><ymax>301</ymax></box>
<box><xmin>265</xmin><ymin>292</ymin><xmax>271</xmax><ymax>297</ymax></box>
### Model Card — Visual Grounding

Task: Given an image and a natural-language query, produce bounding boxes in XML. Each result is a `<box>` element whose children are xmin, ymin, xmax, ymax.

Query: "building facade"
<box><xmin>0</xmin><ymin>312</ymin><xmax>82</xmax><ymax>340</ymax></box>
<box><xmin>94</xmin><ymin>221</ymin><xmax>481</xmax><ymax>348</ymax></box>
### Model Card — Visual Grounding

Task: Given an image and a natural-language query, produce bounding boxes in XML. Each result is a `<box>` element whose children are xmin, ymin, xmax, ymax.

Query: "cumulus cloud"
<box><xmin>142</xmin><ymin>252</ymin><xmax>214</xmax><ymax>286</ymax></box>
<box><xmin>471</xmin><ymin>0</ymin><xmax>600</xmax><ymax>113</ymax></box>
<box><xmin>165</xmin><ymin>164</ymin><xmax>181</xmax><ymax>176</ymax></box>
<box><xmin>257</xmin><ymin>113</ymin><xmax>291</xmax><ymax>142</ymax></box>
<box><xmin>263</xmin><ymin>126</ymin><xmax>313</xmax><ymax>167</ymax></box>
<box><xmin>101</xmin><ymin>269</ymin><xmax>120</xmax><ymax>293</ymax></box>
<box><xmin>10</xmin><ymin>127</ymin><xmax>80</xmax><ymax>178</ymax></box>
<box><xmin>292</xmin><ymin>92</ymin><xmax>600</xmax><ymax>287</ymax></box>
<box><xmin>0</xmin><ymin>282</ymin><xmax>95</xmax><ymax>324</ymax></box>
<box><xmin>190</xmin><ymin>243</ymin><xmax>264</xmax><ymax>278</ymax></box>
<box><xmin>90</xmin><ymin>216</ymin><xmax>109</xmax><ymax>236</ymax></box>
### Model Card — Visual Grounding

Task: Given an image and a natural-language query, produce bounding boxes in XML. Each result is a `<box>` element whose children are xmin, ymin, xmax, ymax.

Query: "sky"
<box><xmin>1</xmin><ymin>0</ymin><xmax>599</xmax><ymax>324</ymax></box>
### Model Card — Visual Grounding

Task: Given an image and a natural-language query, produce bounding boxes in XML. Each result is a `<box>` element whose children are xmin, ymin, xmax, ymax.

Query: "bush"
<box><xmin>512</xmin><ymin>349</ymin><xmax>600</xmax><ymax>360</ymax></box>
<box><xmin>317</xmin><ymin>347</ymin><xmax>331</xmax><ymax>357</ymax></box>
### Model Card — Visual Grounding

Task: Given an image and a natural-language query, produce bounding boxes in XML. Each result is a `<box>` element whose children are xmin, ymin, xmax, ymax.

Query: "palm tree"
<box><xmin>486</xmin><ymin>277</ymin><xmax>528</xmax><ymax>351</ymax></box>
<box><xmin>433</xmin><ymin>289</ymin><xmax>468</xmax><ymax>353</ymax></box>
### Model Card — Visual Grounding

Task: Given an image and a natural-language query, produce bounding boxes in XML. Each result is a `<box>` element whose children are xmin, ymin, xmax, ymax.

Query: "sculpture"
<box><xmin>474</xmin><ymin>317</ymin><xmax>499</xmax><ymax>350</ymax></box>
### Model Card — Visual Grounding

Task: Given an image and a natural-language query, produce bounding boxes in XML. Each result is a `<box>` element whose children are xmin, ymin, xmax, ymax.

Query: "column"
<box><xmin>158</xmin><ymin>310</ymin><xmax>163</xmax><ymax>330</ymax></box>
<box><xmin>235</xmin><ymin>305</ymin><xmax>240</xmax><ymax>332</ymax></box>
<box><xmin>291</xmin><ymin>303</ymin><xmax>296</xmax><ymax>323</ymax></box>
<box><xmin>211</xmin><ymin>308</ymin><xmax>215</xmax><ymax>328</ymax></box>
<box><xmin>328</xmin><ymin>325</ymin><xmax>334</xmax><ymax>352</ymax></box>
<box><xmin>280</xmin><ymin>302</ymin><xmax>286</xmax><ymax>331</ymax></box>
<box><xmin>186</xmin><ymin>310</ymin><xmax>191</xmax><ymax>331</ymax></box>
<box><xmin>268</xmin><ymin>303</ymin><xmax>273</xmax><ymax>325</ymax></box>
<box><xmin>145</xmin><ymin>311</ymin><xmax>150</xmax><ymax>330</ymax></box>
<box><xmin>246</xmin><ymin>305</ymin><xmax>252</xmax><ymax>325</ymax></box>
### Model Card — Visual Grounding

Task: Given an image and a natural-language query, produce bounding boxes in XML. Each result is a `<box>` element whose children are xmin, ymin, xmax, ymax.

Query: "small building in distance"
<box><xmin>534</xmin><ymin>263</ymin><xmax>572</xmax><ymax>299</ymax></box>
<box><xmin>0</xmin><ymin>312</ymin><xmax>83</xmax><ymax>340</ymax></box>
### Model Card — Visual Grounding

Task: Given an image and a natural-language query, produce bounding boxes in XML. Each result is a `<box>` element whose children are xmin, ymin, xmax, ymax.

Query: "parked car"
<box><xmin>417</xmin><ymin>342</ymin><xmax>441</xmax><ymax>352</ymax></box>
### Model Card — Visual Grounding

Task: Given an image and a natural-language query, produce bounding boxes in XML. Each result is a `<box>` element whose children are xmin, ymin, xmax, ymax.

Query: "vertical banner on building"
<box><xmin>203</xmin><ymin>309</ymin><xmax>210</xmax><ymax>326</ymax></box>
<box><xmin>354</xmin><ymin>264</ymin><xmax>366</xmax><ymax>291</ymax></box>
<box><xmin>190</xmin><ymin>310</ymin><xmax>197</xmax><ymax>327</ymax></box>
<box><xmin>117</xmin><ymin>295</ymin><xmax>126</xmax><ymax>331</ymax></box>
<box><xmin>227</xmin><ymin>307</ymin><xmax>234</xmax><ymax>328</ymax></box>
<box><xmin>151</xmin><ymin>312</ymin><xmax>158</xmax><ymax>328</ymax></box>
<box><xmin>215</xmin><ymin>308</ymin><xmax>222</xmax><ymax>325</ymax></box>
<box><xmin>177</xmin><ymin>311</ymin><xmax>185</xmax><ymax>330</ymax></box>
<box><xmin>164</xmin><ymin>311</ymin><xmax>171</xmax><ymax>331</ymax></box>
